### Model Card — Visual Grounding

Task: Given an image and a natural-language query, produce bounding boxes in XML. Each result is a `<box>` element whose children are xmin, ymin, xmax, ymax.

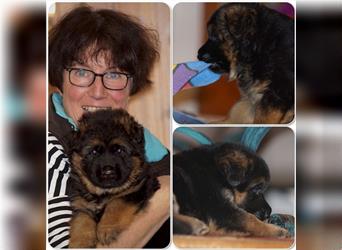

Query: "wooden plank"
<box><xmin>174</xmin><ymin>235</ymin><xmax>294</xmax><ymax>248</ymax></box>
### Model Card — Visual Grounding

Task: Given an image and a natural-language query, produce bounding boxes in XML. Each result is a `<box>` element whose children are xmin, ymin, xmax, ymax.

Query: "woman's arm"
<box><xmin>97</xmin><ymin>175</ymin><xmax>170</xmax><ymax>248</ymax></box>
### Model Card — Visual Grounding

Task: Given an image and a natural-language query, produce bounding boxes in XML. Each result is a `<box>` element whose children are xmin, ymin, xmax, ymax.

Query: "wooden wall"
<box><xmin>49</xmin><ymin>3</ymin><xmax>170</xmax><ymax>148</ymax></box>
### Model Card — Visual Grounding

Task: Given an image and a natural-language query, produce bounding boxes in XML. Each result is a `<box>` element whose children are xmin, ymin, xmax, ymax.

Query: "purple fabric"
<box><xmin>173</xmin><ymin>64</ymin><xmax>197</xmax><ymax>94</ymax></box>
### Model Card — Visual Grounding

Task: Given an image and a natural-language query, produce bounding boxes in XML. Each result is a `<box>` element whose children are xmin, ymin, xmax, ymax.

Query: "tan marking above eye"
<box><xmin>225</xmin><ymin>150</ymin><xmax>251</xmax><ymax>168</ymax></box>
<box><xmin>84</xmin><ymin>139</ymin><xmax>104</xmax><ymax>148</ymax></box>
<box><xmin>110</xmin><ymin>138</ymin><xmax>129</xmax><ymax>148</ymax></box>
<box><xmin>81</xmin><ymin>140</ymin><xmax>105</xmax><ymax>155</ymax></box>
<box><xmin>247</xmin><ymin>178</ymin><xmax>266</xmax><ymax>193</ymax></box>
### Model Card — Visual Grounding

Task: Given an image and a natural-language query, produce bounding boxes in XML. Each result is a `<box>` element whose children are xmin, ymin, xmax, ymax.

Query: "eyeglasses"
<box><xmin>65</xmin><ymin>68</ymin><xmax>132</xmax><ymax>90</ymax></box>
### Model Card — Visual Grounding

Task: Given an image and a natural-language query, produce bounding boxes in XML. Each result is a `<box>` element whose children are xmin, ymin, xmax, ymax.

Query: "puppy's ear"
<box><xmin>77</xmin><ymin>111</ymin><xmax>91</xmax><ymax>133</ymax></box>
<box><xmin>119</xmin><ymin>110</ymin><xmax>145</xmax><ymax>149</ymax></box>
<box><xmin>223</xmin><ymin>3</ymin><xmax>259</xmax><ymax>54</ymax></box>
<box><xmin>128</xmin><ymin>120</ymin><xmax>145</xmax><ymax>147</ymax></box>
<box><xmin>64</xmin><ymin>130</ymin><xmax>81</xmax><ymax>156</ymax></box>
<box><xmin>220</xmin><ymin>161</ymin><xmax>246</xmax><ymax>187</ymax></box>
<box><xmin>217</xmin><ymin>157</ymin><xmax>247</xmax><ymax>187</ymax></box>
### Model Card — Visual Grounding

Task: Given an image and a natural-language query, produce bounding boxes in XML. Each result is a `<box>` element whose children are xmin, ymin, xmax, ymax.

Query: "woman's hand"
<box><xmin>96</xmin><ymin>175</ymin><xmax>170</xmax><ymax>248</ymax></box>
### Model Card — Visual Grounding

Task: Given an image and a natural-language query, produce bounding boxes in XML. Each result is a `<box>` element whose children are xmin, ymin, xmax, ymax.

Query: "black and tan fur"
<box><xmin>66</xmin><ymin>109</ymin><xmax>159</xmax><ymax>248</ymax></box>
<box><xmin>198</xmin><ymin>3</ymin><xmax>294</xmax><ymax>124</ymax></box>
<box><xmin>173</xmin><ymin>143</ymin><xmax>290</xmax><ymax>237</ymax></box>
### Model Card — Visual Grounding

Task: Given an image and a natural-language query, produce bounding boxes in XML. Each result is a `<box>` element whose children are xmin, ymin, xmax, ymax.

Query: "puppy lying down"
<box><xmin>173</xmin><ymin>142</ymin><xmax>291</xmax><ymax>238</ymax></box>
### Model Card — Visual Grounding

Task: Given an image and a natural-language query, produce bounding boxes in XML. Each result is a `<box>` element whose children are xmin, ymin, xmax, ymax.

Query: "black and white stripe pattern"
<box><xmin>48</xmin><ymin>133</ymin><xmax>71</xmax><ymax>248</ymax></box>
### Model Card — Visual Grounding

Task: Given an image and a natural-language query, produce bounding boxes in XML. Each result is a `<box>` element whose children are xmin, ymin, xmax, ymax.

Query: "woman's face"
<box><xmin>61</xmin><ymin>54</ymin><xmax>131</xmax><ymax>124</ymax></box>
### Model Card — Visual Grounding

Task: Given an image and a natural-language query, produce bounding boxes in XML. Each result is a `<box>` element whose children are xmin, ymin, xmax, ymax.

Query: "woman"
<box><xmin>48</xmin><ymin>6</ymin><xmax>170</xmax><ymax>248</ymax></box>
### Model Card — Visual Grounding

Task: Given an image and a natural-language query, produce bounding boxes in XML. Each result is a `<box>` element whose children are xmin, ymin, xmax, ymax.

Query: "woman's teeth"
<box><xmin>82</xmin><ymin>106</ymin><xmax>111</xmax><ymax>112</ymax></box>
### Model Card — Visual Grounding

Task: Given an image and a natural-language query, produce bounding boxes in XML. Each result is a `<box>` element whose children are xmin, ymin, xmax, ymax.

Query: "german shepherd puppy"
<box><xmin>173</xmin><ymin>142</ymin><xmax>290</xmax><ymax>237</ymax></box>
<box><xmin>67</xmin><ymin>109</ymin><xmax>160</xmax><ymax>248</ymax></box>
<box><xmin>198</xmin><ymin>3</ymin><xmax>294</xmax><ymax>124</ymax></box>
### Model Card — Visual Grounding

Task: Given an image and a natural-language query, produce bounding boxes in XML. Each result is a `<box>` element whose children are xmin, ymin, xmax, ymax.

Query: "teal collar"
<box><xmin>52</xmin><ymin>93</ymin><xmax>77</xmax><ymax>130</ymax></box>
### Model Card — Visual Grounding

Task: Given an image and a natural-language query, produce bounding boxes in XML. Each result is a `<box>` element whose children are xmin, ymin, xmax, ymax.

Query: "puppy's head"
<box><xmin>198</xmin><ymin>3</ymin><xmax>260</xmax><ymax>75</ymax></box>
<box><xmin>216</xmin><ymin>143</ymin><xmax>272</xmax><ymax>221</ymax></box>
<box><xmin>70</xmin><ymin>109</ymin><xmax>146</xmax><ymax>192</ymax></box>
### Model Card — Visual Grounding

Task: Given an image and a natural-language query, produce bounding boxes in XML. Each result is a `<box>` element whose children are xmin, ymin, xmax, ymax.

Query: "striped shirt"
<box><xmin>48</xmin><ymin>132</ymin><xmax>71</xmax><ymax>248</ymax></box>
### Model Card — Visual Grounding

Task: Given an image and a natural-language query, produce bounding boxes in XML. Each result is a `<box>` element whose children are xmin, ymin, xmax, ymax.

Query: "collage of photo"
<box><xmin>47</xmin><ymin>2</ymin><xmax>295</xmax><ymax>249</ymax></box>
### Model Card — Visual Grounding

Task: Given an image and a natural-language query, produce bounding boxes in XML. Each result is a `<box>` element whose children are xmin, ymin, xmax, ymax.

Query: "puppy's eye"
<box><xmin>250</xmin><ymin>183</ymin><xmax>264</xmax><ymax>194</ymax></box>
<box><xmin>110</xmin><ymin>144</ymin><xmax>126</xmax><ymax>155</ymax></box>
<box><xmin>90</xmin><ymin>145</ymin><xmax>104</xmax><ymax>156</ymax></box>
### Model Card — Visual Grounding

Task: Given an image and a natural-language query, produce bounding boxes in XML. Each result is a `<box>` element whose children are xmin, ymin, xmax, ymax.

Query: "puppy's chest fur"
<box><xmin>70</xmin><ymin>192</ymin><xmax>113</xmax><ymax>222</ymax></box>
<box><xmin>67</xmin><ymin>172</ymin><xmax>157</xmax><ymax>221</ymax></box>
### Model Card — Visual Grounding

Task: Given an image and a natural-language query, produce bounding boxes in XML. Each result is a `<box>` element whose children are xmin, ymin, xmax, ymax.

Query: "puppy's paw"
<box><xmin>190</xmin><ymin>218</ymin><xmax>210</xmax><ymax>236</ymax></box>
<box><xmin>69</xmin><ymin>232</ymin><xmax>97</xmax><ymax>248</ymax></box>
<box><xmin>276</xmin><ymin>227</ymin><xmax>291</xmax><ymax>238</ymax></box>
<box><xmin>96</xmin><ymin>224</ymin><xmax>119</xmax><ymax>245</ymax></box>
<box><xmin>267</xmin><ymin>224</ymin><xmax>291</xmax><ymax>238</ymax></box>
<box><xmin>69</xmin><ymin>212</ymin><xmax>97</xmax><ymax>248</ymax></box>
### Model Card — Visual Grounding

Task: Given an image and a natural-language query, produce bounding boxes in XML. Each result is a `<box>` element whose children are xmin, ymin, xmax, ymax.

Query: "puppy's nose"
<box><xmin>102</xmin><ymin>165</ymin><xmax>115</xmax><ymax>175</ymax></box>
<box><xmin>256</xmin><ymin>206</ymin><xmax>272</xmax><ymax>221</ymax></box>
<box><xmin>197</xmin><ymin>52</ymin><xmax>211</xmax><ymax>62</ymax></box>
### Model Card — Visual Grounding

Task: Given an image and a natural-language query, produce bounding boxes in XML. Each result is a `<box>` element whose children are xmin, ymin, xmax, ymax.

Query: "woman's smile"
<box><xmin>82</xmin><ymin>106</ymin><xmax>112</xmax><ymax>112</ymax></box>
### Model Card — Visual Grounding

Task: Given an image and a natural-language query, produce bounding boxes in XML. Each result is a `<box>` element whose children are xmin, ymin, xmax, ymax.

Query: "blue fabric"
<box><xmin>186</xmin><ymin>61</ymin><xmax>221</xmax><ymax>87</ymax></box>
<box><xmin>175</xmin><ymin>127</ymin><xmax>212</xmax><ymax>146</ymax></box>
<box><xmin>51</xmin><ymin>92</ymin><xmax>168</xmax><ymax>162</ymax></box>
<box><xmin>186</xmin><ymin>61</ymin><xmax>211</xmax><ymax>72</ymax></box>
<box><xmin>240</xmin><ymin>127</ymin><xmax>270</xmax><ymax>152</ymax></box>
<box><xmin>143</xmin><ymin>128</ymin><xmax>168</xmax><ymax>162</ymax></box>
<box><xmin>52</xmin><ymin>93</ymin><xmax>77</xmax><ymax>130</ymax></box>
<box><xmin>173</xmin><ymin>61</ymin><xmax>221</xmax><ymax>95</ymax></box>
<box><xmin>173</xmin><ymin>110</ymin><xmax>205</xmax><ymax>124</ymax></box>
<box><xmin>174</xmin><ymin>127</ymin><xmax>270</xmax><ymax>152</ymax></box>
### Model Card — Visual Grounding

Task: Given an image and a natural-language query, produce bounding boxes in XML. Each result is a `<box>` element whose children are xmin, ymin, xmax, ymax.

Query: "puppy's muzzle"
<box><xmin>244</xmin><ymin>195</ymin><xmax>272</xmax><ymax>221</ymax></box>
<box><xmin>197</xmin><ymin>40</ymin><xmax>230</xmax><ymax>73</ymax></box>
<box><xmin>197</xmin><ymin>41</ymin><xmax>216</xmax><ymax>62</ymax></box>
<box><xmin>94</xmin><ymin>160</ymin><xmax>131</xmax><ymax>188</ymax></box>
<box><xmin>100</xmin><ymin>165</ymin><xmax>122</xmax><ymax>180</ymax></box>
<box><xmin>255</xmin><ymin>205</ymin><xmax>272</xmax><ymax>221</ymax></box>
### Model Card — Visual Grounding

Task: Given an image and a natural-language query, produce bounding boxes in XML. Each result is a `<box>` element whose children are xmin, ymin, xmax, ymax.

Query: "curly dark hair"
<box><xmin>49</xmin><ymin>6</ymin><xmax>159</xmax><ymax>95</ymax></box>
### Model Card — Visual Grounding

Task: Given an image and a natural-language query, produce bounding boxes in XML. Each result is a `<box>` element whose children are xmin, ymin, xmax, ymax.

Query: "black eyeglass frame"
<box><xmin>65</xmin><ymin>68</ymin><xmax>132</xmax><ymax>90</ymax></box>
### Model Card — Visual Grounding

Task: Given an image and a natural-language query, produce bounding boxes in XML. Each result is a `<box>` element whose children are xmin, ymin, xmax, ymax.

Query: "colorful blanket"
<box><xmin>173</xmin><ymin>61</ymin><xmax>221</xmax><ymax>124</ymax></box>
<box><xmin>173</xmin><ymin>61</ymin><xmax>221</xmax><ymax>95</ymax></box>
